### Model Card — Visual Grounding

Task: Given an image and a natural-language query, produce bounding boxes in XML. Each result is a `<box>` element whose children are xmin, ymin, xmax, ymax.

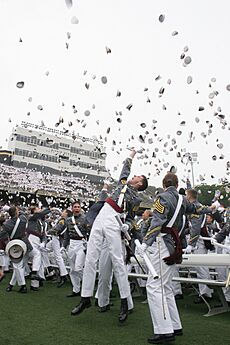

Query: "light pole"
<box><xmin>183</xmin><ymin>152</ymin><xmax>197</xmax><ymax>187</ymax></box>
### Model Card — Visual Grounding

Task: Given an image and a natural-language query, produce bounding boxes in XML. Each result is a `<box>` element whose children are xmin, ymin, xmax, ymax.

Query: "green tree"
<box><xmin>195</xmin><ymin>183</ymin><xmax>230</xmax><ymax>206</ymax></box>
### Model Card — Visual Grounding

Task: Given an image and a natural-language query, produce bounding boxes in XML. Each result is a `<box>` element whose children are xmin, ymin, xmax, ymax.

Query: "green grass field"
<box><xmin>0</xmin><ymin>275</ymin><xmax>229</xmax><ymax>345</ymax></box>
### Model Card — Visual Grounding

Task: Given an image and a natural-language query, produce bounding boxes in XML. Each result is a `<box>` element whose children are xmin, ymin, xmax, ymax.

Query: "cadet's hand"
<box><xmin>124</xmin><ymin>239</ymin><xmax>130</xmax><ymax>247</ymax></box>
<box><xmin>183</xmin><ymin>244</ymin><xmax>193</xmax><ymax>254</ymax></box>
<box><xmin>211</xmin><ymin>237</ymin><xmax>217</xmax><ymax>246</ymax></box>
<box><xmin>136</xmin><ymin>243</ymin><xmax>147</xmax><ymax>257</ymax></box>
<box><xmin>135</xmin><ymin>146</ymin><xmax>145</xmax><ymax>154</ymax></box>
<box><xmin>121</xmin><ymin>224</ymin><xmax>129</xmax><ymax>233</ymax></box>
<box><xmin>211</xmin><ymin>200</ymin><xmax>220</xmax><ymax>210</ymax></box>
<box><xmin>127</xmin><ymin>146</ymin><xmax>145</xmax><ymax>154</ymax></box>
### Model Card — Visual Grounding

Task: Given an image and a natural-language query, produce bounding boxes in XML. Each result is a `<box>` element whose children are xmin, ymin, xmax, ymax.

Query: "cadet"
<box><xmin>1</xmin><ymin>205</ymin><xmax>32</xmax><ymax>293</ymax></box>
<box><xmin>137</xmin><ymin>173</ymin><xmax>216</xmax><ymax>344</ymax></box>
<box><xmin>71</xmin><ymin>149</ymin><xmax>148</xmax><ymax>323</ymax></box>
<box><xmin>185</xmin><ymin>189</ymin><xmax>214</xmax><ymax>303</ymax></box>
<box><xmin>26</xmin><ymin>206</ymin><xmax>51</xmax><ymax>290</ymax></box>
<box><xmin>47</xmin><ymin>208</ymin><xmax>72</xmax><ymax>288</ymax></box>
<box><xmin>63</xmin><ymin>201</ymin><xmax>88</xmax><ymax>297</ymax></box>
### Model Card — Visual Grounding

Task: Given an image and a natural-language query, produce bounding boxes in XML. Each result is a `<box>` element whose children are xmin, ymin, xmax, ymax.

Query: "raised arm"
<box><xmin>118</xmin><ymin>150</ymin><xmax>137</xmax><ymax>183</ymax></box>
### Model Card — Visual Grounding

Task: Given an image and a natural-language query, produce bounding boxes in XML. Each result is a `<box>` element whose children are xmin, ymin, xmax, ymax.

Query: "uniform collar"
<box><xmin>166</xmin><ymin>186</ymin><xmax>178</xmax><ymax>193</ymax></box>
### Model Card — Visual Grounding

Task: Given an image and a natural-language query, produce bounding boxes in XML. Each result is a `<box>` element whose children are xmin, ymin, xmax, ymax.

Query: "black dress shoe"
<box><xmin>66</xmin><ymin>291</ymin><xmax>81</xmax><ymax>297</ymax></box>
<box><xmin>57</xmin><ymin>275</ymin><xmax>68</xmax><ymax>288</ymax></box>
<box><xmin>30</xmin><ymin>286</ymin><xmax>39</xmax><ymax>291</ymax></box>
<box><xmin>18</xmin><ymin>285</ymin><xmax>27</xmax><ymax>293</ymax></box>
<box><xmin>174</xmin><ymin>328</ymin><xmax>183</xmax><ymax>336</ymax></box>
<box><xmin>6</xmin><ymin>284</ymin><xmax>13</xmax><ymax>292</ymax></box>
<box><xmin>71</xmin><ymin>297</ymin><xmax>91</xmax><ymax>315</ymax></box>
<box><xmin>147</xmin><ymin>334</ymin><xmax>175</xmax><ymax>344</ymax></box>
<box><xmin>118</xmin><ymin>298</ymin><xmax>128</xmax><ymax>323</ymax></box>
<box><xmin>30</xmin><ymin>273</ymin><xmax>43</xmax><ymax>281</ymax></box>
<box><xmin>98</xmin><ymin>304</ymin><xmax>110</xmax><ymax>312</ymax></box>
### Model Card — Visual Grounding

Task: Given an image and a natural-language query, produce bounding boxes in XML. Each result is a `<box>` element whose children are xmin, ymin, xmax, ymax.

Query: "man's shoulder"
<box><xmin>66</xmin><ymin>216</ymin><xmax>73</xmax><ymax>223</ymax></box>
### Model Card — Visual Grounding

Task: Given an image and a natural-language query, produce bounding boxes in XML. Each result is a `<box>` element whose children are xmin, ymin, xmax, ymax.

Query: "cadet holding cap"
<box><xmin>0</xmin><ymin>205</ymin><xmax>32</xmax><ymax>293</ymax></box>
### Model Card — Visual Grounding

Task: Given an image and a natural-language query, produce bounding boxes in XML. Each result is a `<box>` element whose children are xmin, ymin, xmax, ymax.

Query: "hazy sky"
<box><xmin>0</xmin><ymin>0</ymin><xmax>229</xmax><ymax>188</ymax></box>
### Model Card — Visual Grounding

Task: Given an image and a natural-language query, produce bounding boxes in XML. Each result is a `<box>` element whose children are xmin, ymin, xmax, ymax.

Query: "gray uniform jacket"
<box><xmin>85</xmin><ymin>189</ymin><xmax>109</xmax><ymax>227</ymax></box>
<box><xmin>27</xmin><ymin>208</ymin><xmax>51</xmax><ymax>241</ymax></box>
<box><xmin>0</xmin><ymin>213</ymin><xmax>33</xmax><ymax>251</ymax></box>
<box><xmin>140</xmin><ymin>217</ymin><xmax>152</xmax><ymax>239</ymax></box>
<box><xmin>206</xmin><ymin>221</ymin><xmax>221</xmax><ymax>237</ymax></box>
<box><xmin>108</xmin><ymin>157</ymin><xmax>142</xmax><ymax>228</ymax></box>
<box><xmin>215</xmin><ymin>218</ymin><xmax>230</xmax><ymax>243</ymax></box>
<box><xmin>188</xmin><ymin>200</ymin><xmax>206</xmax><ymax>247</ymax></box>
<box><xmin>63</xmin><ymin>213</ymin><xmax>88</xmax><ymax>245</ymax></box>
<box><xmin>143</xmin><ymin>186</ymin><xmax>213</xmax><ymax>249</ymax></box>
<box><xmin>50</xmin><ymin>217</ymin><xmax>66</xmax><ymax>236</ymax></box>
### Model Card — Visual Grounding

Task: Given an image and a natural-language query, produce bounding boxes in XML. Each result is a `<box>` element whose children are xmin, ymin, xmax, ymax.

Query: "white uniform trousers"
<box><xmin>46</xmin><ymin>236</ymin><xmax>68</xmax><ymax>276</ymax></box>
<box><xmin>27</xmin><ymin>234</ymin><xmax>44</xmax><ymax>288</ymax></box>
<box><xmin>9</xmin><ymin>260</ymin><xmax>26</xmax><ymax>286</ymax></box>
<box><xmin>95</xmin><ymin>239</ymin><xmax>133</xmax><ymax>309</ymax></box>
<box><xmin>215</xmin><ymin>241</ymin><xmax>230</xmax><ymax>302</ymax></box>
<box><xmin>68</xmin><ymin>239</ymin><xmax>85</xmax><ymax>293</ymax></box>
<box><xmin>171</xmin><ymin>266</ymin><xmax>182</xmax><ymax>296</ymax></box>
<box><xmin>134</xmin><ymin>247</ymin><xmax>147</xmax><ymax>288</ymax></box>
<box><xmin>121</xmin><ymin>239</ymin><xmax>134</xmax><ymax>309</ymax></box>
<box><xmin>95</xmin><ymin>239</ymin><xmax>113</xmax><ymax>307</ymax></box>
<box><xmin>193</xmin><ymin>240</ymin><xmax>213</xmax><ymax>297</ymax></box>
<box><xmin>146</xmin><ymin>238</ymin><xmax>182</xmax><ymax>335</ymax></box>
<box><xmin>81</xmin><ymin>203</ymin><xmax>130</xmax><ymax>299</ymax></box>
<box><xmin>3</xmin><ymin>254</ymin><xmax>10</xmax><ymax>271</ymax></box>
<box><xmin>0</xmin><ymin>251</ymin><xmax>6</xmax><ymax>268</ymax></box>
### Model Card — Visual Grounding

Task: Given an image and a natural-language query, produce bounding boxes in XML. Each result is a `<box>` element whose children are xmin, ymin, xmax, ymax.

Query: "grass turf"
<box><xmin>0</xmin><ymin>275</ymin><xmax>229</xmax><ymax>345</ymax></box>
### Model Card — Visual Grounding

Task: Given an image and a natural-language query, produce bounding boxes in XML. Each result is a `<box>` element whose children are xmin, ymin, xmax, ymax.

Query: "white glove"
<box><xmin>127</xmin><ymin>146</ymin><xmax>145</xmax><ymax>154</ymax></box>
<box><xmin>124</xmin><ymin>239</ymin><xmax>129</xmax><ymax>246</ymax></box>
<box><xmin>39</xmin><ymin>242</ymin><xmax>46</xmax><ymax>249</ymax></box>
<box><xmin>136</xmin><ymin>243</ymin><xmax>147</xmax><ymax>257</ymax></box>
<box><xmin>121</xmin><ymin>224</ymin><xmax>129</xmax><ymax>233</ymax></box>
<box><xmin>211</xmin><ymin>237</ymin><xmax>217</xmax><ymax>245</ymax></box>
<box><xmin>60</xmin><ymin>247</ymin><xmax>66</xmax><ymax>253</ymax></box>
<box><xmin>184</xmin><ymin>244</ymin><xmax>193</xmax><ymax>254</ymax></box>
<box><xmin>135</xmin><ymin>146</ymin><xmax>145</xmax><ymax>154</ymax></box>
<box><xmin>211</xmin><ymin>200</ymin><xmax>221</xmax><ymax>210</ymax></box>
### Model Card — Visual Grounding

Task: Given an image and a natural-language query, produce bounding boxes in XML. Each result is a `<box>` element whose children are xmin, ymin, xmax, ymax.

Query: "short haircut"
<box><xmin>30</xmin><ymin>205</ymin><xmax>38</xmax><ymax>214</ymax></box>
<box><xmin>9</xmin><ymin>205</ymin><xmax>17</xmax><ymax>218</ymax></box>
<box><xmin>187</xmin><ymin>189</ymin><xmax>198</xmax><ymax>199</ymax></box>
<box><xmin>138</xmin><ymin>175</ymin><xmax>148</xmax><ymax>191</ymax></box>
<box><xmin>71</xmin><ymin>200</ymin><xmax>81</xmax><ymax>208</ymax></box>
<box><xmin>143</xmin><ymin>209</ymin><xmax>153</xmax><ymax>217</ymax></box>
<box><xmin>162</xmin><ymin>173</ymin><xmax>178</xmax><ymax>188</ymax></box>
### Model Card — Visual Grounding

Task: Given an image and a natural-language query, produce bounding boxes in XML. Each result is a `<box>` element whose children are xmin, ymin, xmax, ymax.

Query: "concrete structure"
<box><xmin>7</xmin><ymin>122</ymin><xmax>108</xmax><ymax>183</ymax></box>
